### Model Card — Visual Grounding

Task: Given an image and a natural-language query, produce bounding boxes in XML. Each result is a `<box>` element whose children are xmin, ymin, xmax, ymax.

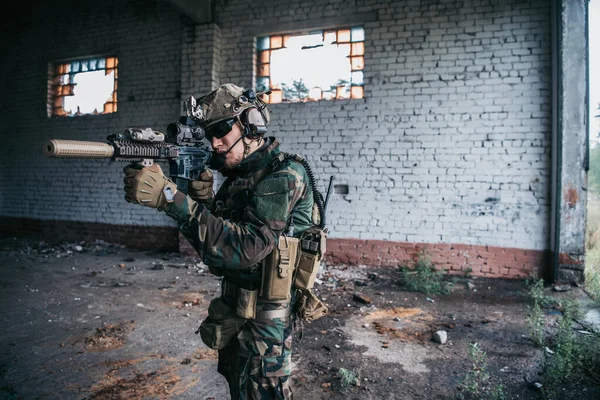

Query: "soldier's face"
<box><xmin>210</xmin><ymin>122</ymin><xmax>245</xmax><ymax>170</ymax></box>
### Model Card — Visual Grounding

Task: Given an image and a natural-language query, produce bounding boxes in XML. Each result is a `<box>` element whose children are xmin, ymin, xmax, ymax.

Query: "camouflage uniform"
<box><xmin>163</xmin><ymin>137</ymin><xmax>314</xmax><ymax>399</ymax></box>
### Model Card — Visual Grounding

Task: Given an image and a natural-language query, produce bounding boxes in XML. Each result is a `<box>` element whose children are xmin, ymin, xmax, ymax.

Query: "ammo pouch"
<box><xmin>197</xmin><ymin>297</ymin><xmax>246</xmax><ymax>350</ymax></box>
<box><xmin>294</xmin><ymin>226</ymin><xmax>326</xmax><ymax>290</ymax></box>
<box><xmin>221</xmin><ymin>279</ymin><xmax>259</xmax><ymax>319</ymax></box>
<box><xmin>260</xmin><ymin>236</ymin><xmax>299</xmax><ymax>301</ymax></box>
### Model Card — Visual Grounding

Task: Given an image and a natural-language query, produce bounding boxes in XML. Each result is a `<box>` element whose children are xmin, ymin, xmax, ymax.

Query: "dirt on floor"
<box><xmin>0</xmin><ymin>237</ymin><xmax>599</xmax><ymax>400</ymax></box>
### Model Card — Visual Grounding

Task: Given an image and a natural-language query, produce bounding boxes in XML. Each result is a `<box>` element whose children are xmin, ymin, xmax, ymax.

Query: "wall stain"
<box><xmin>558</xmin><ymin>253</ymin><xmax>583</xmax><ymax>265</ymax></box>
<box><xmin>563</xmin><ymin>184</ymin><xmax>579</xmax><ymax>208</ymax></box>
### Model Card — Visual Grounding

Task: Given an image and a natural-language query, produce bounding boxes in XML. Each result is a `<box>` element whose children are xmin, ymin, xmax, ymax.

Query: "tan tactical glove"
<box><xmin>188</xmin><ymin>169</ymin><xmax>214</xmax><ymax>203</ymax></box>
<box><xmin>123</xmin><ymin>163</ymin><xmax>177</xmax><ymax>209</ymax></box>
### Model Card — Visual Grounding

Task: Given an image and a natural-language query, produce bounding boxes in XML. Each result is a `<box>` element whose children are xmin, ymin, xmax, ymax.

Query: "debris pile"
<box><xmin>1</xmin><ymin>238</ymin><xmax>124</xmax><ymax>258</ymax></box>
<box><xmin>84</xmin><ymin>321</ymin><xmax>135</xmax><ymax>352</ymax></box>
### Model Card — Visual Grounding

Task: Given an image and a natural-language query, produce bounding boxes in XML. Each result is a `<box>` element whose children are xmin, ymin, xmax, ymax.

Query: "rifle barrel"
<box><xmin>44</xmin><ymin>139</ymin><xmax>114</xmax><ymax>158</ymax></box>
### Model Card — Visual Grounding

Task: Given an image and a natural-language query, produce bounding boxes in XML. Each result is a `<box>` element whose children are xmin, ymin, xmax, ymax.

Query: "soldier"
<box><xmin>122</xmin><ymin>83</ymin><xmax>324</xmax><ymax>399</ymax></box>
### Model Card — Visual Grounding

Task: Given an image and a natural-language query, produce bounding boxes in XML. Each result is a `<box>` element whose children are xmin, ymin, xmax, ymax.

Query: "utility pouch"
<box><xmin>260</xmin><ymin>236</ymin><xmax>299</xmax><ymax>301</ymax></box>
<box><xmin>293</xmin><ymin>226</ymin><xmax>327</xmax><ymax>290</ymax></box>
<box><xmin>197</xmin><ymin>297</ymin><xmax>246</xmax><ymax>350</ymax></box>
<box><xmin>236</xmin><ymin>287</ymin><xmax>258</xmax><ymax>319</ymax></box>
<box><xmin>296</xmin><ymin>289</ymin><xmax>328</xmax><ymax>322</ymax></box>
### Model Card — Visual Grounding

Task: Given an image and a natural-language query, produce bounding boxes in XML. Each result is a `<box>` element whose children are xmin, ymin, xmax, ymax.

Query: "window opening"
<box><xmin>49</xmin><ymin>56</ymin><xmax>118</xmax><ymax>117</ymax></box>
<box><xmin>257</xmin><ymin>27</ymin><xmax>364</xmax><ymax>103</ymax></box>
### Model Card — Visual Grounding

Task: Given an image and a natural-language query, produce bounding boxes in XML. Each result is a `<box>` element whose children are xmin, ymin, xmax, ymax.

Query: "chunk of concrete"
<box><xmin>433</xmin><ymin>330</ymin><xmax>447</xmax><ymax>344</ymax></box>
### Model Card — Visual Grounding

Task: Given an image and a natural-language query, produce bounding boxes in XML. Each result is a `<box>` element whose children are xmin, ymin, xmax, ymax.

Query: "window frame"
<box><xmin>47</xmin><ymin>55</ymin><xmax>119</xmax><ymax>118</ymax></box>
<box><xmin>256</xmin><ymin>26</ymin><xmax>365</xmax><ymax>103</ymax></box>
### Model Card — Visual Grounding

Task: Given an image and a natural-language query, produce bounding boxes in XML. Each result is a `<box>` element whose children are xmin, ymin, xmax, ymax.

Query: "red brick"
<box><xmin>486</xmin><ymin>245</ymin><xmax>507</xmax><ymax>254</ymax></box>
<box><xmin>451</xmin><ymin>244</ymin><xmax>472</xmax><ymax>252</ymax></box>
<box><xmin>433</xmin><ymin>243</ymin><xmax>453</xmax><ymax>251</ymax></box>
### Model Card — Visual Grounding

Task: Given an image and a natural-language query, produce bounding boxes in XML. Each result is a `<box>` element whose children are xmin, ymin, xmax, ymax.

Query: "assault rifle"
<box><xmin>43</xmin><ymin>97</ymin><xmax>212</xmax><ymax>194</ymax></box>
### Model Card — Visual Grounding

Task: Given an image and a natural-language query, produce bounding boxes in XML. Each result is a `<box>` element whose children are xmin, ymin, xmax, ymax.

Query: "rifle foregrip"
<box><xmin>44</xmin><ymin>139</ymin><xmax>115</xmax><ymax>158</ymax></box>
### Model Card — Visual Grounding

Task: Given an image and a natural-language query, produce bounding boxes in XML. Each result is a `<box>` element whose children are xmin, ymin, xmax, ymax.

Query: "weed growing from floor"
<box><xmin>337</xmin><ymin>368</ymin><xmax>359</xmax><ymax>393</ymax></box>
<box><xmin>457</xmin><ymin>343</ymin><xmax>506</xmax><ymax>400</ymax></box>
<box><xmin>463</xmin><ymin>266</ymin><xmax>473</xmax><ymax>278</ymax></box>
<box><xmin>541</xmin><ymin>299</ymin><xmax>577</xmax><ymax>395</ymax></box>
<box><xmin>525</xmin><ymin>279</ymin><xmax>600</xmax><ymax>396</ymax></box>
<box><xmin>397</xmin><ymin>250</ymin><xmax>451</xmax><ymax>295</ymax></box>
<box><xmin>586</xmin><ymin>197</ymin><xmax>600</xmax><ymax>305</ymax></box>
<box><xmin>574</xmin><ymin>332</ymin><xmax>600</xmax><ymax>387</ymax></box>
<box><xmin>526</xmin><ymin>279</ymin><xmax>547</xmax><ymax>347</ymax></box>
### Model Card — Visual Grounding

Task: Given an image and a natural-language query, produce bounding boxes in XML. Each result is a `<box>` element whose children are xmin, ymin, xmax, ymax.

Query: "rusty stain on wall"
<box><xmin>563</xmin><ymin>184</ymin><xmax>579</xmax><ymax>208</ymax></box>
<box><xmin>558</xmin><ymin>252</ymin><xmax>583</xmax><ymax>266</ymax></box>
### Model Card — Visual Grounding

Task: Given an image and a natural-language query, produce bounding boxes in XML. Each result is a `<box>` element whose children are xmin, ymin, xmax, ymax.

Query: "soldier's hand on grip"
<box><xmin>123</xmin><ymin>163</ymin><xmax>177</xmax><ymax>209</ymax></box>
<box><xmin>188</xmin><ymin>169</ymin><xmax>214</xmax><ymax>203</ymax></box>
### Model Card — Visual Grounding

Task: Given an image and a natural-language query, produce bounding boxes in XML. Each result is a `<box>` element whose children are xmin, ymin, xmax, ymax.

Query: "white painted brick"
<box><xmin>1</xmin><ymin>0</ymin><xmax>552</xmax><ymax>252</ymax></box>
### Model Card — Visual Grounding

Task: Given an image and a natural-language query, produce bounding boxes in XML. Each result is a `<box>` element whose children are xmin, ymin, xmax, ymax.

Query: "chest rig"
<box><xmin>207</xmin><ymin>152</ymin><xmax>328</xmax><ymax>324</ymax></box>
<box><xmin>212</xmin><ymin>166</ymin><xmax>272</xmax><ymax>223</ymax></box>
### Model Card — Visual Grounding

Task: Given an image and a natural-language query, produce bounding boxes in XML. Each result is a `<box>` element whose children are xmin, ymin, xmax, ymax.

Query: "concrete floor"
<box><xmin>2</xmin><ymin>237</ymin><xmax>599</xmax><ymax>400</ymax></box>
<box><xmin>0</xmin><ymin>239</ymin><xmax>229</xmax><ymax>399</ymax></box>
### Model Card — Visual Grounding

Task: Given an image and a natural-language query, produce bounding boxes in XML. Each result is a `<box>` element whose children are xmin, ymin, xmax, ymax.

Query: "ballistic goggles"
<box><xmin>205</xmin><ymin>118</ymin><xmax>238</xmax><ymax>141</ymax></box>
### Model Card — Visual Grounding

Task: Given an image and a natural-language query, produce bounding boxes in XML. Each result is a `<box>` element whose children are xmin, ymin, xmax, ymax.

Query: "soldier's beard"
<box><xmin>222</xmin><ymin>156</ymin><xmax>242</xmax><ymax>170</ymax></box>
<box><xmin>221</xmin><ymin>149</ymin><xmax>244</xmax><ymax>170</ymax></box>
<box><xmin>210</xmin><ymin>135</ymin><xmax>260</xmax><ymax>172</ymax></box>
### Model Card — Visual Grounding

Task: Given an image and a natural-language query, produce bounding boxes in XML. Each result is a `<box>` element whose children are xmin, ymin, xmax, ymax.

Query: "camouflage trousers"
<box><xmin>217</xmin><ymin>304</ymin><xmax>294</xmax><ymax>400</ymax></box>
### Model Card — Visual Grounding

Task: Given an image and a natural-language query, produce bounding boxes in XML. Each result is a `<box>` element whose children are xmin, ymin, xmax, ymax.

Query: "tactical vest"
<box><xmin>208</xmin><ymin>154</ymin><xmax>327</xmax><ymax>320</ymax></box>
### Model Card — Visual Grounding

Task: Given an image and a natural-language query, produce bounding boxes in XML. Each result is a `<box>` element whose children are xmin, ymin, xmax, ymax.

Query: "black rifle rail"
<box><xmin>113</xmin><ymin>140</ymin><xmax>178</xmax><ymax>159</ymax></box>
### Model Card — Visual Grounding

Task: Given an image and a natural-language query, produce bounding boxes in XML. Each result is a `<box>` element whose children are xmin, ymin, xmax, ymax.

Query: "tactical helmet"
<box><xmin>198</xmin><ymin>83</ymin><xmax>270</xmax><ymax>136</ymax></box>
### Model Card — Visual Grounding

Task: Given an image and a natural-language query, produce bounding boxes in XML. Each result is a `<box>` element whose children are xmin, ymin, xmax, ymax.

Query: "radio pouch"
<box><xmin>260</xmin><ymin>236</ymin><xmax>299</xmax><ymax>301</ymax></box>
<box><xmin>197</xmin><ymin>297</ymin><xmax>246</xmax><ymax>350</ymax></box>
<box><xmin>293</xmin><ymin>226</ymin><xmax>326</xmax><ymax>290</ymax></box>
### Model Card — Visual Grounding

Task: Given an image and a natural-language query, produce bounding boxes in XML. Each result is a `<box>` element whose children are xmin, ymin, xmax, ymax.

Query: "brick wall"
<box><xmin>0</xmin><ymin>0</ymin><xmax>185</xmax><ymax>229</ymax></box>
<box><xmin>326</xmin><ymin>239</ymin><xmax>546</xmax><ymax>278</ymax></box>
<box><xmin>0</xmin><ymin>0</ymin><xmax>552</xmax><ymax>278</ymax></box>
<box><xmin>216</xmin><ymin>0</ymin><xmax>551</xmax><ymax>253</ymax></box>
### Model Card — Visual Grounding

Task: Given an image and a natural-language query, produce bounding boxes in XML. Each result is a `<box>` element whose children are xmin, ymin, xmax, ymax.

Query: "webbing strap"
<box><xmin>278</xmin><ymin>237</ymin><xmax>291</xmax><ymax>277</ymax></box>
<box><xmin>255</xmin><ymin>307</ymin><xmax>293</xmax><ymax>320</ymax></box>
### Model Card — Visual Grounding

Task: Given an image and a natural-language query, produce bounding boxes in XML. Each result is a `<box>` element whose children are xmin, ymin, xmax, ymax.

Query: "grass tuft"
<box><xmin>396</xmin><ymin>250</ymin><xmax>451</xmax><ymax>295</ymax></box>
<box><xmin>457</xmin><ymin>343</ymin><xmax>506</xmax><ymax>400</ymax></box>
<box><xmin>337</xmin><ymin>368</ymin><xmax>359</xmax><ymax>393</ymax></box>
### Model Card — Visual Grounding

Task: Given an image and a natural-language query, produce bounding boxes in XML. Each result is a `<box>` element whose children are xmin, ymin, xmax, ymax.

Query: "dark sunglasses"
<box><xmin>205</xmin><ymin>119</ymin><xmax>237</xmax><ymax>141</ymax></box>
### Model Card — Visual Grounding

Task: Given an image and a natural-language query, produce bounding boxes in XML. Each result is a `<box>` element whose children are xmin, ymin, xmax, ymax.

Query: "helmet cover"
<box><xmin>198</xmin><ymin>83</ymin><xmax>270</xmax><ymax>129</ymax></box>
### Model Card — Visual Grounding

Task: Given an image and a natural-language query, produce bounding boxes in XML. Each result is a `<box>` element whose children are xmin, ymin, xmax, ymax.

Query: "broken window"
<box><xmin>256</xmin><ymin>27</ymin><xmax>365</xmax><ymax>103</ymax></box>
<box><xmin>48</xmin><ymin>56</ymin><xmax>118</xmax><ymax>117</ymax></box>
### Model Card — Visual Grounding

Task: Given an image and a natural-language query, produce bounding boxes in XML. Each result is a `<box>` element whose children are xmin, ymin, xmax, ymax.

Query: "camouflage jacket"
<box><xmin>164</xmin><ymin>137</ymin><xmax>314</xmax><ymax>288</ymax></box>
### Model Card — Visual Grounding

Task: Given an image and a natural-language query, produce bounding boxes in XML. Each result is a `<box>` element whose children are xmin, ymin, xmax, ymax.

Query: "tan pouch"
<box><xmin>260</xmin><ymin>236</ymin><xmax>299</xmax><ymax>301</ymax></box>
<box><xmin>197</xmin><ymin>297</ymin><xmax>246</xmax><ymax>350</ymax></box>
<box><xmin>296</xmin><ymin>289</ymin><xmax>328</xmax><ymax>322</ymax></box>
<box><xmin>293</xmin><ymin>227</ymin><xmax>326</xmax><ymax>290</ymax></box>
<box><xmin>294</xmin><ymin>252</ymin><xmax>320</xmax><ymax>290</ymax></box>
<box><xmin>236</xmin><ymin>287</ymin><xmax>258</xmax><ymax>319</ymax></box>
